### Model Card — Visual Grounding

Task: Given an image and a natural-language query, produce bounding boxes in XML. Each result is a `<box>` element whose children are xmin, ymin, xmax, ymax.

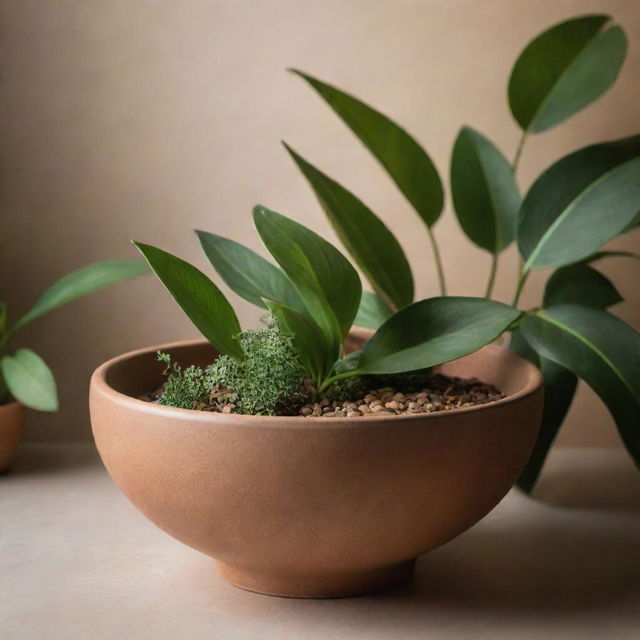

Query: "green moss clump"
<box><xmin>156</xmin><ymin>328</ymin><xmax>308</xmax><ymax>415</ymax></box>
<box><xmin>156</xmin><ymin>352</ymin><xmax>213</xmax><ymax>409</ymax></box>
<box><xmin>208</xmin><ymin>328</ymin><xmax>307</xmax><ymax>415</ymax></box>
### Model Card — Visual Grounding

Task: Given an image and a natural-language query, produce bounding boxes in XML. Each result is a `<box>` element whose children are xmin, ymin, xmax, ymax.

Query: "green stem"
<box><xmin>484</xmin><ymin>254</ymin><xmax>498</xmax><ymax>299</ymax></box>
<box><xmin>318</xmin><ymin>370</ymin><xmax>358</xmax><ymax>393</ymax></box>
<box><xmin>426</xmin><ymin>225</ymin><xmax>447</xmax><ymax>296</ymax></box>
<box><xmin>512</xmin><ymin>268</ymin><xmax>530</xmax><ymax>307</ymax></box>
<box><xmin>512</xmin><ymin>131</ymin><xmax>527</xmax><ymax>297</ymax></box>
<box><xmin>512</xmin><ymin>131</ymin><xmax>528</xmax><ymax>174</ymax></box>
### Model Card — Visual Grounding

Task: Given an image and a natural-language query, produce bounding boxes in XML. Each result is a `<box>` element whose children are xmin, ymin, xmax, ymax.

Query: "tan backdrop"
<box><xmin>1</xmin><ymin>0</ymin><xmax>638</xmax><ymax>446</ymax></box>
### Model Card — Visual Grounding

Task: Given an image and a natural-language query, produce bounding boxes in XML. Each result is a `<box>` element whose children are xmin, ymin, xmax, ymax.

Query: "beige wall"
<box><xmin>1</xmin><ymin>0</ymin><xmax>638</xmax><ymax>445</ymax></box>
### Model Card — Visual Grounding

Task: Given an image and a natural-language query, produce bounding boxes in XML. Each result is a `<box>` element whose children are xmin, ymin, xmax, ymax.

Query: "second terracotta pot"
<box><xmin>0</xmin><ymin>401</ymin><xmax>25</xmax><ymax>472</ymax></box>
<box><xmin>90</xmin><ymin>334</ymin><xmax>543</xmax><ymax>598</ymax></box>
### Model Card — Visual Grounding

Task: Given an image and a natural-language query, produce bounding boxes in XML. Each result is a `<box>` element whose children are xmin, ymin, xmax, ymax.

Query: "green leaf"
<box><xmin>264</xmin><ymin>299</ymin><xmax>332</xmax><ymax>383</ymax></box>
<box><xmin>0</xmin><ymin>349</ymin><xmax>58</xmax><ymax>412</ymax></box>
<box><xmin>543</xmin><ymin>263</ymin><xmax>622</xmax><ymax>309</ymax></box>
<box><xmin>291</xmin><ymin>69</ymin><xmax>443</xmax><ymax>227</ymax></box>
<box><xmin>253</xmin><ymin>205</ymin><xmax>361</xmax><ymax>352</ymax></box>
<box><xmin>582</xmin><ymin>250</ymin><xmax>640</xmax><ymax>263</ymax></box>
<box><xmin>13</xmin><ymin>260</ymin><xmax>148</xmax><ymax>331</ymax></box>
<box><xmin>520</xmin><ymin>305</ymin><xmax>640</xmax><ymax>465</ymax></box>
<box><xmin>518</xmin><ymin>136</ymin><xmax>640</xmax><ymax>270</ymax></box>
<box><xmin>450</xmin><ymin>126</ymin><xmax>520</xmax><ymax>253</ymax></box>
<box><xmin>334</xmin><ymin>349</ymin><xmax>362</xmax><ymax>374</ymax></box>
<box><xmin>196</xmin><ymin>231</ymin><xmax>305</xmax><ymax>313</ymax></box>
<box><xmin>623</xmin><ymin>211</ymin><xmax>640</xmax><ymax>232</ymax></box>
<box><xmin>508</xmin><ymin>15</ymin><xmax>627</xmax><ymax>133</ymax></box>
<box><xmin>356</xmin><ymin>297</ymin><xmax>521</xmax><ymax>375</ymax></box>
<box><xmin>284</xmin><ymin>144</ymin><xmax>413</xmax><ymax>309</ymax></box>
<box><xmin>354</xmin><ymin>291</ymin><xmax>393</xmax><ymax>330</ymax></box>
<box><xmin>134</xmin><ymin>242</ymin><xmax>244</xmax><ymax>360</ymax></box>
<box><xmin>510</xmin><ymin>329</ymin><xmax>578</xmax><ymax>493</ymax></box>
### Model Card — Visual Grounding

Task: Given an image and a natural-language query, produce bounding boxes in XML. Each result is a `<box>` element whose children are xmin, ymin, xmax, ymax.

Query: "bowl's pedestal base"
<box><xmin>217</xmin><ymin>558</ymin><xmax>416</xmax><ymax>599</ymax></box>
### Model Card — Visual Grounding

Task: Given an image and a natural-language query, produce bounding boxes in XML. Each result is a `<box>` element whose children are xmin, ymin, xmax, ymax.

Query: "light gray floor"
<box><xmin>1</xmin><ymin>444</ymin><xmax>639</xmax><ymax>639</ymax></box>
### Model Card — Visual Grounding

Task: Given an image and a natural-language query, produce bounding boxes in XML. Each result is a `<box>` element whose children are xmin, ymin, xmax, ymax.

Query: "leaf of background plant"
<box><xmin>518</xmin><ymin>137</ymin><xmax>640</xmax><ymax>270</ymax></box>
<box><xmin>0</xmin><ymin>349</ymin><xmax>58</xmax><ymax>412</ymax></box>
<box><xmin>196</xmin><ymin>231</ymin><xmax>305</xmax><ymax>313</ymax></box>
<box><xmin>284</xmin><ymin>144</ymin><xmax>413</xmax><ymax>309</ymax></box>
<box><xmin>291</xmin><ymin>69</ymin><xmax>443</xmax><ymax>227</ymax></box>
<box><xmin>582</xmin><ymin>250</ymin><xmax>640</xmax><ymax>263</ymax></box>
<box><xmin>134</xmin><ymin>242</ymin><xmax>244</xmax><ymax>360</ymax></box>
<box><xmin>0</xmin><ymin>301</ymin><xmax>6</xmax><ymax>335</ymax></box>
<box><xmin>354</xmin><ymin>291</ymin><xmax>393</xmax><ymax>330</ymax></box>
<box><xmin>13</xmin><ymin>260</ymin><xmax>148</xmax><ymax>331</ymax></box>
<box><xmin>543</xmin><ymin>264</ymin><xmax>622</xmax><ymax>308</ymax></box>
<box><xmin>510</xmin><ymin>329</ymin><xmax>578</xmax><ymax>493</ymax></box>
<box><xmin>253</xmin><ymin>205</ymin><xmax>361</xmax><ymax>351</ymax></box>
<box><xmin>520</xmin><ymin>305</ymin><xmax>640</xmax><ymax>464</ymax></box>
<box><xmin>450</xmin><ymin>126</ymin><xmax>520</xmax><ymax>253</ymax></box>
<box><xmin>508</xmin><ymin>15</ymin><xmax>627</xmax><ymax>133</ymax></box>
<box><xmin>264</xmin><ymin>299</ymin><xmax>331</xmax><ymax>383</ymax></box>
<box><xmin>356</xmin><ymin>297</ymin><xmax>521</xmax><ymax>375</ymax></box>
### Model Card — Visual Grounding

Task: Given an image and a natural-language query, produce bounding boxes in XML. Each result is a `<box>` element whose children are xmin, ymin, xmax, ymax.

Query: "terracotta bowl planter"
<box><xmin>0</xmin><ymin>401</ymin><xmax>25</xmax><ymax>472</ymax></box>
<box><xmin>90</xmin><ymin>332</ymin><xmax>543</xmax><ymax>598</ymax></box>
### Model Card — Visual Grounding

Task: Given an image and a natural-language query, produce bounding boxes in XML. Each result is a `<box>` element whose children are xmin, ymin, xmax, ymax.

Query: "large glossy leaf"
<box><xmin>356</xmin><ymin>297</ymin><xmax>521</xmax><ymax>374</ymax></box>
<box><xmin>134</xmin><ymin>242</ymin><xmax>244</xmax><ymax>360</ymax></box>
<box><xmin>510</xmin><ymin>329</ymin><xmax>578</xmax><ymax>493</ymax></box>
<box><xmin>196</xmin><ymin>231</ymin><xmax>305</xmax><ymax>313</ymax></box>
<box><xmin>508</xmin><ymin>15</ymin><xmax>627</xmax><ymax>133</ymax></box>
<box><xmin>253</xmin><ymin>205</ymin><xmax>361</xmax><ymax>351</ymax></box>
<box><xmin>518</xmin><ymin>136</ymin><xmax>640</xmax><ymax>270</ymax></box>
<box><xmin>284</xmin><ymin>144</ymin><xmax>413</xmax><ymax>309</ymax></box>
<box><xmin>264</xmin><ymin>299</ymin><xmax>332</xmax><ymax>383</ymax></box>
<box><xmin>291</xmin><ymin>69</ymin><xmax>443</xmax><ymax>227</ymax></box>
<box><xmin>0</xmin><ymin>349</ymin><xmax>58</xmax><ymax>412</ymax></box>
<box><xmin>543</xmin><ymin>263</ymin><xmax>622</xmax><ymax>309</ymax></box>
<box><xmin>450</xmin><ymin>127</ymin><xmax>520</xmax><ymax>253</ymax></box>
<box><xmin>520</xmin><ymin>305</ymin><xmax>640</xmax><ymax>465</ymax></box>
<box><xmin>354</xmin><ymin>291</ymin><xmax>393</xmax><ymax>331</ymax></box>
<box><xmin>13</xmin><ymin>260</ymin><xmax>148</xmax><ymax>331</ymax></box>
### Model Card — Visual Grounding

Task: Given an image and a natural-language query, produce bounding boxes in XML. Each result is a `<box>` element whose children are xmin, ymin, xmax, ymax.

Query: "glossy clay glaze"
<box><xmin>90</xmin><ymin>331</ymin><xmax>543</xmax><ymax>598</ymax></box>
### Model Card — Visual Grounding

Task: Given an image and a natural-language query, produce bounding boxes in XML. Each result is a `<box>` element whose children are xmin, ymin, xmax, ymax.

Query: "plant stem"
<box><xmin>484</xmin><ymin>254</ymin><xmax>498</xmax><ymax>299</ymax></box>
<box><xmin>512</xmin><ymin>268</ymin><xmax>530</xmax><ymax>307</ymax></box>
<box><xmin>426</xmin><ymin>225</ymin><xmax>447</xmax><ymax>296</ymax></box>
<box><xmin>512</xmin><ymin>131</ymin><xmax>528</xmax><ymax>174</ymax></box>
<box><xmin>318</xmin><ymin>370</ymin><xmax>357</xmax><ymax>393</ymax></box>
<box><xmin>511</xmin><ymin>131</ymin><xmax>528</xmax><ymax>299</ymax></box>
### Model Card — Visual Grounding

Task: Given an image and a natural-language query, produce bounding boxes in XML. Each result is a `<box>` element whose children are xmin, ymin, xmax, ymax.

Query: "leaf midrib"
<box><xmin>537</xmin><ymin>310</ymin><xmax>638</xmax><ymax>401</ymax></box>
<box><xmin>471</xmin><ymin>132</ymin><xmax>503</xmax><ymax>251</ymax></box>
<box><xmin>360</xmin><ymin>313</ymin><xmax>516</xmax><ymax>371</ymax></box>
<box><xmin>527</xmin><ymin>20</ymin><xmax>611</xmax><ymax>132</ymax></box>
<box><xmin>523</xmin><ymin>158</ymin><xmax>630</xmax><ymax>270</ymax></box>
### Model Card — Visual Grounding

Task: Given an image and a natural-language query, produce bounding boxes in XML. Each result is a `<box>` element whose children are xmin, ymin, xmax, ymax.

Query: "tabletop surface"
<box><xmin>1</xmin><ymin>444</ymin><xmax>639</xmax><ymax>640</ymax></box>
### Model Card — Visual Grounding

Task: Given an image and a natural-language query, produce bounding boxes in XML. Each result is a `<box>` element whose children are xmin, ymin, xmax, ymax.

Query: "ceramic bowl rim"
<box><xmin>91</xmin><ymin>337</ymin><xmax>543</xmax><ymax>431</ymax></box>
